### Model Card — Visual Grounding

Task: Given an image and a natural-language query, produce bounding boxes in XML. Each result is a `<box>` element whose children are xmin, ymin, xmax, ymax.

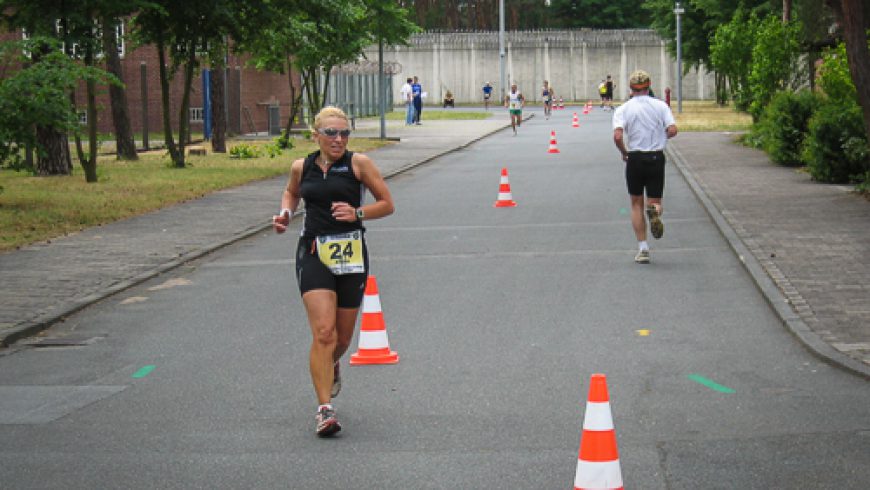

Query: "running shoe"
<box><xmin>331</xmin><ymin>361</ymin><xmax>342</xmax><ymax>398</ymax></box>
<box><xmin>315</xmin><ymin>406</ymin><xmax>341</xmax><ymax>437</ymax></box>
<box><xmin>647</xmin><ymin>205</ymin><xmax>664</xmax><ymax>239</ymax></box>
<box><xmin>635</xmin><ymin>249</ymin><xmax>650</xmax><ymax>264</ymax></box>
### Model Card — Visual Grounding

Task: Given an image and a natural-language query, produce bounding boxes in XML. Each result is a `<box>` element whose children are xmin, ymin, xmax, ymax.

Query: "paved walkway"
<box><xmin>1</xmin><ymin>115</ymin><xmax>868</xmax><ymax>379</ymax></box>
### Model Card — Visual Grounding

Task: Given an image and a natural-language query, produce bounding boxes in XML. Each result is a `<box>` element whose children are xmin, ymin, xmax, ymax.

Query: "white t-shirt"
<box><xmin>400</xmin><ymin>83</ymin><xmax>412</xmax><ymax>102</ymax></box>
<box><xmin>508</xmin><ymin>91</ymin><xmax>523</xmax><ymax>110</ymax></box>
<box><xmin>612</xmin><ymin>95</ymin><xmax>675</xmax><ymax>152</ymax></box>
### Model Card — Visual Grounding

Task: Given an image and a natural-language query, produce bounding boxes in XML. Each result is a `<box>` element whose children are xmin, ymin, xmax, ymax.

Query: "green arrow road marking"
<box><xmin>688</xmin><ymin>374</ymin><xmax>735</xmax><ymax>394</ymax></box>
<box><xmin>132</xmin><ymin>365</ymin><xmax>156</xmax><ymax>379</ymax></box>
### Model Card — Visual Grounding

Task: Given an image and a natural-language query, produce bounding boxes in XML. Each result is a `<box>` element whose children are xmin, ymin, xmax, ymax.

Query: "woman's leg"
<box><xmin>302</xmin><ymin>289</ymin><xmax>340</xmax><ymax>404</ymax></box>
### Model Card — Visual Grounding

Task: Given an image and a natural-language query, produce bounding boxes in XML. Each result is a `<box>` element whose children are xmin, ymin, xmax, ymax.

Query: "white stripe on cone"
<box><xmin>582</xmin><ymin>402</ymin><xmax>614</xmax><ymax>431</ymax></box>
<box><xmin>357</xmin><ymin>330</ymin><xmax>390</xmax><ymax>349</ymax></box>
<box><xmin>363</xmin><ymin>294</ymin><xmax>381</xmax><ymax>313</ymax></box>
<box><xmin>574</xmin><ymin>460</ymin><xmax>624</xmax><ymax>489</ymax></box>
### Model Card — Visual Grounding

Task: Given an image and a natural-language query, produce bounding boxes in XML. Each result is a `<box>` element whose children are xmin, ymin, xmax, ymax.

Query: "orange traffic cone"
<box><xmin>572</xmin><ymin>113</ymin><xmax>580</xmax><ymax>128</ymax></box>
<box><xmin>559</xmin><ymin>97</ymin><xmax>565</xmax><ymax>110</ymax></box>
<box><xmin>574</xmin><ymin>374</ymin><xmax>623</xmax><ymax>490</ymax></box>
<box><xmin>583</xmin><ymin>102</ymin><xmax>590</xmax><ymax>115</ymax></box>
<box><xmin>547</xmin><ymin>130</ymin><xmax>561</xmax><ymax>154</ymax></box>
<box><xmin>350</xmin><ymin>275</ymin><xmax>399</xmax><ymax>365</ymax></box>
<box><xmin>493</xmin><ymin>167</ymin><xmax>518</xmax><ymax>207</ymax></box>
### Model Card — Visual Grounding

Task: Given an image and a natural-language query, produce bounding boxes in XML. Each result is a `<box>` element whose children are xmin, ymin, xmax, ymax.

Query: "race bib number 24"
<box><xmin>316</xmin><ymin>231</ymin><xmax>364</xmax><ymax>275</ymax></box>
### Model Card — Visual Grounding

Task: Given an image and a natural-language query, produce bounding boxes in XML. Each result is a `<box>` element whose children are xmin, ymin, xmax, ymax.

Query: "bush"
<box><xmin>753</xmin><ymin>90</ymin><xmax>819</xmax><ymax>166</ymax></box>
<box><xmin>229</xmin><ymin>143</ymin><xmax>262</xmax><ymax>159</ymax></box>
<box><xmin>803</xmin><ymin>101</ymin><xmax>869</xmax><ymax>183</ymax></box>
<box><xmin>275</xmin><ymin>134</ymin><xmax>294</xmax><ymax>150</ymax></box>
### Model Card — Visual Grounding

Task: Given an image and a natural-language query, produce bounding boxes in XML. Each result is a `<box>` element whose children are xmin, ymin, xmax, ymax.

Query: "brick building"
<box><xmin>1</xmin><ymin>24</ymin><xmax>299</xmax><ymax>139</ymax></box>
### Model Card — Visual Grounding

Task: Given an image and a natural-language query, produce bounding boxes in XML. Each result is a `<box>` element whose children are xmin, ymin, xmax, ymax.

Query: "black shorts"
<box><xmin>295</xmin><ymin>236</ymin><xmax>369</xmax><ymax>308</ymax></box>
<box><xmin>625</xmin><ymin>151</ymin><xmax>666</xmax><ymax>198</ymax></box>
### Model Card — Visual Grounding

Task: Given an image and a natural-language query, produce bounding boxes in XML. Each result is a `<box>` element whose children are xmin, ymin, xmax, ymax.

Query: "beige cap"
<box><xmin>629</xmin><ymin>70</ymin><xmax>651</xmax><ymax>90</ymax></box>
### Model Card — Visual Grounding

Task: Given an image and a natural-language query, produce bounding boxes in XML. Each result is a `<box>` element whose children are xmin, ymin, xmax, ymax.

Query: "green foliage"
<box><xmin>747</xmin><ymin>15</ymin><xmax>806</xmax><ymax>121</ymax></box>
<box><xmin>751</xmin><ymin>90</ymin><xmax>819</xmax><ymax>166</ymax></box>
<box><xmin>644</xmin><ymin>0</ymin><xmax>773</xmax><ymax>75</ymax></box>
<box><xmin>0</xmin><ymin>37</ymin><xmax>117</xmax><ymax>170</ymax></box>
<box><xmin>710</xmin><ymin>9</ymin><xmax>759</xmax><ymax>111</ymax></box>
<box><xmin>228</xmin><ymin>143</ymin><xmax>262</xmax><ymax>159</ymax></box>
<box><xmin>275</xmin><ymin>134</ymin><xmax>295</xmax><ymax>150</ymax></box>
<box><xmin>801</xmin><ymin>42</ymin><xmax>869</xmax><ymax>185</ymax></box>
<box><xmin>803</xmin><ymin>102</ymin><xmax>868</xmax><ymax>183</ymax></box>
<box><xmin>817</xmin><ymin>43</ymin><xmax>858</xmax><ymax>104</ymax></box>
<box><xmin>240</xmin><ymin>0</ymin><xmax>419</xmax><ymax>126</ymax></box>
<box><xmin>263</xmin><ymin>140</ymin><xmax>284</xmax><ymax>158</ymax></box>
<box><xmin>550</xmin><ymin>0</ymin><xmax>650</xmax><ymax>28</ymax></box>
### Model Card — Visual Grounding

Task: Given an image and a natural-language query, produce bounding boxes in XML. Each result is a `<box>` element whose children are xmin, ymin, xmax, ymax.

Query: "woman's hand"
<box><xmin>272</xmin><ymin>209</ymin><xmax>291</xmax><ymax>233</ymax></box>
<box><xmin>331</xmin><ymin>202</ymin><xmax>358</xmax><ymax>222</ymax></box>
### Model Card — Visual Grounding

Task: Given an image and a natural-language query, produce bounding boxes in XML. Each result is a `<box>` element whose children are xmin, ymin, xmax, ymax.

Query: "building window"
<box><xmin>22</xmin><ymin>20</ymin><xmax>124</xmax><ymax>59</ymax></box>
<box><xmin>115</xmin><ymin>22</ymin><xmax>125</xmax><ymax>59</ymax></box>
<box><xmin>189</xmin><ymin>107</ymin><xmax>204</xmax><ymax>122</ymax></box>
<box><xmin>78</xmin><ymin>111</ymin><xmax>87</xmax><ymax>125</ymax></box>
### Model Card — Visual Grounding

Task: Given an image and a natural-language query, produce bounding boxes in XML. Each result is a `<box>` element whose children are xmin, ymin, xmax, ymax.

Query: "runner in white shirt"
<box><xmin>504</xmin><ymin>83</ymin><xmax>525</xmax><ymax>135</ymax></box>
<box><xmin>612</xmin><ymin>70</ymin><xmax>678</xmax><ymax>264</ymax></box>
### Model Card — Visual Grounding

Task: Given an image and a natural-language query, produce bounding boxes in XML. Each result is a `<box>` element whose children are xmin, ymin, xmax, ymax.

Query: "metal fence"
<box><xmin>320</xmin><ymin>60</ymin><xmax>402</xmax><ymax>123</ymax></box>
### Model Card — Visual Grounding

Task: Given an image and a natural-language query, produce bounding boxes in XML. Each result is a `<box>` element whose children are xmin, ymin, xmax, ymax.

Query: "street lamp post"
<box><xmin>499</xmin><ymin>0</ymin><xmax>506</xmax><ymax>103</ymax></box>
<box><xmin>674</xmin><ymin>1</ymin><xmax>684</xmax><ymax>113</ymax></box>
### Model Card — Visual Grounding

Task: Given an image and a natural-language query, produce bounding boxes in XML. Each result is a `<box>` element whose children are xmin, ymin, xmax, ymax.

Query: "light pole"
<box><xmin>674</xmin><ymin>1</ymin><xmax>684</xmax><ymax>113</ymax></box>
<box><xmin>499</xmin><ymin>0</ymin><xmax>505</xmax><ymax>103</ymax></box>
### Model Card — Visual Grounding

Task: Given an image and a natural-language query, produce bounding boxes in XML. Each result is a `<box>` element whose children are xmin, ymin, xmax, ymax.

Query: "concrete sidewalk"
<box><xmin>2</xmin><ymin>117</ymin><xmax>868</xmax><ymax>380</ymax></box>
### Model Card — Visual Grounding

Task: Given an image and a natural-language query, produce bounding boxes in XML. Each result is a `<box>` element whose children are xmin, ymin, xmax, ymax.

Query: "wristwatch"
<box><xmin>355</xmin><ymin>207</ymin><xmax>365</xmax><ymax>220</ymax></box>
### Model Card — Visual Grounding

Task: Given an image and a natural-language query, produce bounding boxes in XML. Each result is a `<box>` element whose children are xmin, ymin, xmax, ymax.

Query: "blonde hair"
<box><xmin>313</xmin><ymin>106</ymin><xmax>349</xmax><ymax>129</ymax></box>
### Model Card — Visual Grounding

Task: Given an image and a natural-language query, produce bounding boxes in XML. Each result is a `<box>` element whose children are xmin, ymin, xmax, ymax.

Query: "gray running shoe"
<box><xmin>331</xmin><ymin>361</ymin><xmax>341</xmax><ymax>398</ymax></box>
<box><xmin>315</xmin><ymin>406</ymin><xmax>341</xmax><ymax>437</ymax></box>
<box><xmin>635</xmin><ymin>249</ymin><xmax>650</xmax><ymax>264</ymax></box>
<box><xmin>647</xmin><ymin>205</ymin><xmax>664</xmax><ymax>239</ymax></box>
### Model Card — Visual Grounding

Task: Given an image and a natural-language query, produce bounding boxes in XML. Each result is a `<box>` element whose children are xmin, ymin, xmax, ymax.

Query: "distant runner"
<box><xmin>482</xmin><ymin>82</ymin><xmax>493</xmax><ymax>110</ymax></box>
<box><xmin>505</xmin><ymin>83</ymin><xmax>525</xmax><ymax>135</ymax></box>
<box><xmin>542</xmin><ymin>80</ymin><xmax>554</xmax><ymax>119</ymax></box>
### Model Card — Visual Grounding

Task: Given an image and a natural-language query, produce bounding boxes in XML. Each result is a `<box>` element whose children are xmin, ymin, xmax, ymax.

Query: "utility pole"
<box><xmin>379</xmin><ymin>37</ymin><xmax>386</xmax><ymax>140</ymax></box>
<box><xmin>674</xmin><ymin>1</ymin><xmax>684</xmax><ymax>113</ymax></box>
<box><xmin>499</xmin><ymin>0</ymin><xmax>506</xmax><ymax>102</ymax></box>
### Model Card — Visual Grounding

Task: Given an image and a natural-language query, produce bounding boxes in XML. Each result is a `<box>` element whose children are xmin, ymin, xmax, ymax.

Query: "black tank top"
<box><xmin>300</xmin><ymin>150</ymin><xmax>365</xmax><ymax>238</ymax></box>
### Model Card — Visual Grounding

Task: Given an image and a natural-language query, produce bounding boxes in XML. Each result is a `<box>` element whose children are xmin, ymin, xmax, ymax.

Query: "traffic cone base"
<box><xmin>350</xmin><ymin>276</ymin><xmax>399</xmax><ymax>365</ymax></box>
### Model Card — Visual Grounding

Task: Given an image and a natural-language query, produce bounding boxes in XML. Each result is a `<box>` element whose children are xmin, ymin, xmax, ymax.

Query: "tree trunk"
<box><xmin>783</xmin><ymin>0</ymin><xmax>792</xmax><ymax>21</ymax></box>
<box><xmin>101</xmin><ymin>16</ymin><xmax>137</xmax><ymax>161</ymax></box>
<box><xmin>35</xmin><ymin>126</ymin><xmax>71</xmax><ymax>176</ymax></box>
<box><xmin>156</xmin><ymin>39</ymin><xmax>180</xmax><ymax>166</ymax></box>
<box><xmin>825</xmin><ymin>0</ymin><xmax>870</xmax><ymax>147</ymax></box>
<box><xmin>174</xmin><ymin>46</ymin><xmax>197</xmax><ymax>168</ymax></box>
<box><xmin>283</xmin><ymin>70</ymin><xmax>304</xmax><ymax>141</ymax></box>
<box><xmin>210</xmin><ymin>65</ymin><xmax>227</xmax><ymax>153</ymax></box>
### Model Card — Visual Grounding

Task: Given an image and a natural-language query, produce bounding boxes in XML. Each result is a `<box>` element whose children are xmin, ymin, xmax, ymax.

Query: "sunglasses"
<box><xmin>318</xmin><ymin>128</ymin><xmax>352</xmax><ymax>139</ymax></box>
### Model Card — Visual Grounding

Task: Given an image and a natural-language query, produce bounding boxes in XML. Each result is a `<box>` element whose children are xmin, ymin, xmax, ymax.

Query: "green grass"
<box><xmin>0</xmin><ymin>137</ymin><xmax>390</xmax><ymax>252</ymax></box>
<box><xmin>668</xmin><ymin>100</ymin><xmax>753</xmax><ymax>132</ymax></box>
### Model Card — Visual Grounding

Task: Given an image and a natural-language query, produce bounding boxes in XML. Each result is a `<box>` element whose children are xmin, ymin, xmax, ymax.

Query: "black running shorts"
<box><xmin>625</xmin><ymin>151</ymin><xmax>666</xmax><ymax>198</ymax></box>
<box><xmin>295</xmin><ymin>236</ymin><xmax>369</xmax><ymax>308</ymax></box>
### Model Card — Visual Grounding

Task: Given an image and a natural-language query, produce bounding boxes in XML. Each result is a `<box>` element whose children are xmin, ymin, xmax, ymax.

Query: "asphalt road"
<box><xmin>1</xmin><ymin>108</ymin><xmax>868</xmax><ymax>489</ymax></box>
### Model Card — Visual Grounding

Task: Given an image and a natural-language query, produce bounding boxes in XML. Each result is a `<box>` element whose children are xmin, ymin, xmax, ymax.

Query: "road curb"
<box><xmin>667</xmin><ymin>143</ymin><xmax>870</xmax><ymax>380</ymax></box>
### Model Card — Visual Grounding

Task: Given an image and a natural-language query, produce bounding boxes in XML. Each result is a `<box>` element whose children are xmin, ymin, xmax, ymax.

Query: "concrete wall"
<box><xmin>363</xmin><ymin>29</ymin><xmax>714</xmax><ymax>105</ymax></box>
